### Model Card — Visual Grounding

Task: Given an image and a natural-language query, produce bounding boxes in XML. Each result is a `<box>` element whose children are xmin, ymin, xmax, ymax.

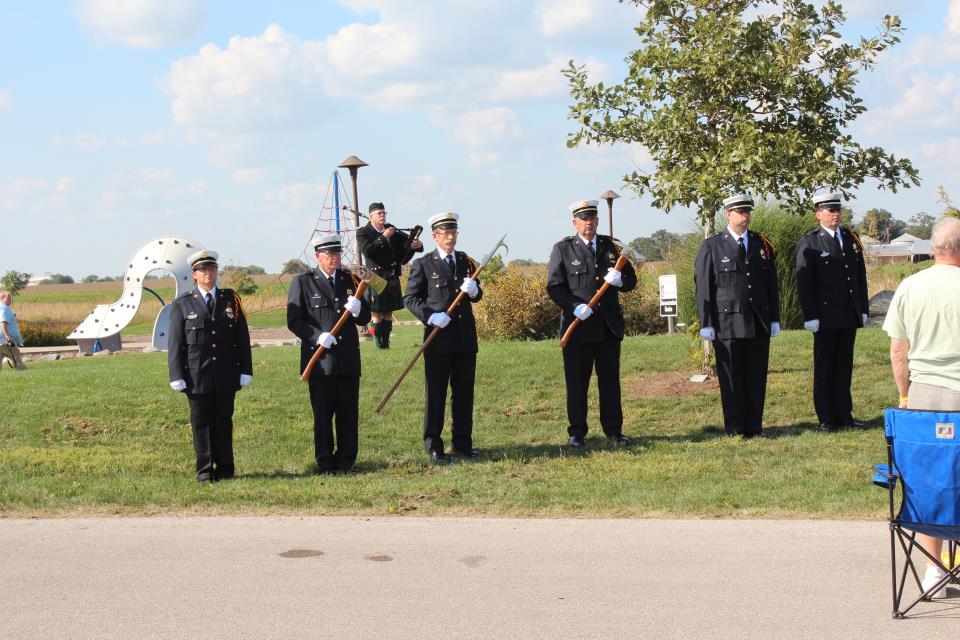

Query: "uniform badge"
<box><xmin>187</xmin><ymin>312</ymin><xmax>198</xmax><ymax>320</ymax></box>
<box><xmin>225</xmin><ymin>307</ymin><xmax>235</xmax><ymax>319</ymax></box>
<box><xmin>571</xmin><ymin>259</ymin><xmax>581</xmax><ymax>266</ymax></box>
<box><xmin>760</xmin><ymin>249</ymin><xmax>767</xmax><ymax>260</ymax></box>
<box><xmin>311</xmin><ymin>293</ymin><xmax>322</xmax><ymax>299</ymax></box>
<box><xmin>820</xmin><ymin>251</ymin><xmax>830</xmax><ymax>257</ymax></box>
<box><xmin>347</xmin><ymin>289</ymin><xmax>353</xmax><ymax>295</ymax></box>
<box><xmin>721</xmin><ymin>256</ymin><xmax>730</xmax><ymax>263</ymax></box>
<box><xmin>607</xmin><ymin>252</ymin><xmax>615</xmax><ymax>261</ymax></box>
<box><xmin>430</xmin><ymin>272</ymin><xmax>440</xmax><ymax>279</ymax></box>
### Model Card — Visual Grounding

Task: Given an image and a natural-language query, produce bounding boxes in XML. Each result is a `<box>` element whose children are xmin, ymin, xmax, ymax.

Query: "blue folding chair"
<box><xmin>874</xmin><ymin>408</ymin><xmax>960</xmax><ymax>618</ymax></box>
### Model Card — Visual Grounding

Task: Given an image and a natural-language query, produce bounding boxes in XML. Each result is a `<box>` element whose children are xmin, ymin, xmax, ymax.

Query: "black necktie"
<box><xmin>737</xmin><ymin>237</ymin><xmax>746</xmax><ymax>262</ymax></box>
<box><xmin>834</xmin><ymin>230</ymin><xmax>844</xmax><ymax>254</ymax></box>
<box><xmin>205</xmin><ymin>293</ymin><xmax>214</xmax><ymax>315</ymax></box>
<box><xmin>327</xmin><ymin>275</ymin><xmax>335</xmax><ymax>290</ymax></box>
<box><xmin>446</xmin><ymin>255</ymin><xmax>455</xmax><ymax>273</ymax></box>
<box><xmin>588</xmin><ymin>242</ymin><xmax>596</xmax><ymax>256</ymax></box>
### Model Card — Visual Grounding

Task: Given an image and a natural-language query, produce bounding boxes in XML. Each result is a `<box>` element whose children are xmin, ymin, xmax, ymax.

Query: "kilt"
<box><xmin>366</xmin><ymin>276</ymin><xmax>404</xmax><ymax>312</ymax></box>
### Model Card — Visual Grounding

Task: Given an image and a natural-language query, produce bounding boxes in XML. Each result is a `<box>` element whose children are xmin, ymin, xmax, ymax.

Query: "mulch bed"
<box><xmin>624</xmin><ymin>371</ymin><xmax>718</xmax><ymax>398</ymax></box>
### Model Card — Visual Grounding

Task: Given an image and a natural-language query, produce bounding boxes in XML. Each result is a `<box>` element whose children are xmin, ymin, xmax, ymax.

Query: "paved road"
<box><xmin>1</xmin><ymin>517</ymin><xmax>957</xmax><ymax>639</ymax></box>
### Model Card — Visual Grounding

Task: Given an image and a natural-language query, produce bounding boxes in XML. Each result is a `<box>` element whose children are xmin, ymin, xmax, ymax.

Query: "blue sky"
<box><xmin>2</xmin><ymin>0</ymin><xmax>959</xmax><ymax>277</ymax></box>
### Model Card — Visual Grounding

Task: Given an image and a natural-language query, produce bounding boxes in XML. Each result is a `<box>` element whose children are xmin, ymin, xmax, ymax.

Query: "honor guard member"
<box><xmin>356</xmin><ymin>202</ymin><xmax>424</xmax><ymax>348</ymax></box>
<box><xmin>403</xmin><ymin>212</ymin><xmax>483</xmax><ymax>463</ymax></box>
<box><xmin>547</xmin><ymin>199</ymin><xmax>638</xmax><ymax>448</ymax></box>
<box><xmin>796</xmin><ymin>192</ymin><xmax>868</xmax><ymax>431</ymax></box>
<box><xmin>695</xmin><ymin>194</ymin><xmax>781</xmax><ymax>438</ymax></box>
<box><xmin>287</xmin><ymin>234</ymin><xmax>371</xmax><ymax>473</ymax></box>
<box><xmin>167</xmin><ymin>250</ymin><xmax>253</xmax><ymax>482</ymax></box>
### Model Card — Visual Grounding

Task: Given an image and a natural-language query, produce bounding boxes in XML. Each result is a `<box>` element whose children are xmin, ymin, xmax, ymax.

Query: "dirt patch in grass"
<box><xmin>625</xmin><ymin>371</ymin><xmax>719</xmax><ymax>398</ymax></box>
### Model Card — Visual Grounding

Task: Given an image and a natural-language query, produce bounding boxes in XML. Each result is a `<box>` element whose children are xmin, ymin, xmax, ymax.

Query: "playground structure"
<box><xmin>67</xmin><ymin>237</ymin><xmax>205</xmax><ymax>353</ymax></box>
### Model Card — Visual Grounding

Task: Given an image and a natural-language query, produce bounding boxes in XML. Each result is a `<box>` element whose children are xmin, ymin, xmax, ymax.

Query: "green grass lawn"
<box><xmin>0</xmin><ymin>329</ymin><xmax>897</xmax><ymax>517</ymax></box>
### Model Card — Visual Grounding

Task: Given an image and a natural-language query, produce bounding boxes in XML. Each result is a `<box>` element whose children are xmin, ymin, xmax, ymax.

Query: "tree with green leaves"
<box><xmin>282</xmin><ymin>259</ymin><xmax>311</xmax><ymax>275</ymax></box>
<box><xmin>565</xmin><ymin>0</ymin><xmax>920</xmax><ymax>236</ymax></box>
<box><xmin>222</xmin><ymin>267</ymin><xmax>258</xmax><ymax>296</ymax></box>
<box><xmin>1</xmin><ymin>270</ymin><xmax>31</xmax><ymax>295</ymax></box>
<box><xmin>904</xmin><ymin>212</ymin><xmax>936</xmax><ymax>239</ymax></box>
<box><xmin>940</xmin><ymin>187</ymin><xmax>960</xmax><ymax>219</ymax></box>
<box><xmin>859</xmin><ymin>208</ymin><xmax>906</xmax><ymax>243</ymax></box>
<box><xmin>40</xmin><ymin>273</ymin><xmax>74</xmax><ymax>285</ymax></box>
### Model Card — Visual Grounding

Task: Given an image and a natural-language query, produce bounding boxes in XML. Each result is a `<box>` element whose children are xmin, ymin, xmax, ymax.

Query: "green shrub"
<box><xmin>475</xmin><ymin>262</ymin><xmax>661</xmax><ymax>341</ymax></box>
<box><xmin>475</xmin><ymin>267</ymin><xmax>559</xmax><ymax>340</ymax></box>
<box><xmin>222</xmin><ymin>268</ymin><xmax>258</xmax><ymax>296</ymax></box>
<box><xmin>20</xmin><ymin>320</ymin><xmax>73</xmax><ymax>347</ymax></box>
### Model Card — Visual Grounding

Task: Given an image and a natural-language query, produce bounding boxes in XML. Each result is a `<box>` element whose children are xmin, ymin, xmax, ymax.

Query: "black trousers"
<box><xmin>562</xmin><ymin>338</ymin><xmax>623</xmax><ymax>437</ymax></box>
<box><xmin>186</xmin><ymin>392</ymin><xmax>236</xmax><ymax>481</ymax></box>
<box><xmin>813</xmin><ymin>328</ymin><xmax>856</xmax><ymax>424</ymax></box>
<box><xmin>308</xmin><ymin>376</ymin><xmax>360</xmax><ymax>471</ymax></box>
<box><xmin>714</xmin><ymin>336</ymin><xmax>770</xmax><ymax>436</ymax></box>
<box><xmin>423</xmin><ymin>353</ymin><xmax>476</xmax><ymax>453</ymax></box>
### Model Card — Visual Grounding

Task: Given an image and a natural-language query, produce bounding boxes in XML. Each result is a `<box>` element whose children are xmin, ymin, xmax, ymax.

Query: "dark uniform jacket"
<box><xmin>403</xmin><ymin>249</ymin><xmax>482</xmax><ymax>355</ymax></box>
<box><xmin>695</xmin><ymin>229</ymin><xmax>780</xmax><ymax>339</ymax></box>
<box><xmin>796</xmin><ymin>226</ymin><xmax>868</xmax><ymax>330</ymax></box>
<box><xmin>287</xmin><ymin>268</ymin><xmax>372</xmax><ymax>377</ymax></box>
<box><xmin>356</xmin><ymin>222</ymin><xmax>417</xmax><ymax>279</ymax></box>
<box><xmin>167</xmin><ymin>287</ymin><xmax>253</xmax><ymax>394</ymax></box>
<box><xmin>546</xmin><ymin>234</ymin><xmax>638</xmax><ymax>342</ymax></box>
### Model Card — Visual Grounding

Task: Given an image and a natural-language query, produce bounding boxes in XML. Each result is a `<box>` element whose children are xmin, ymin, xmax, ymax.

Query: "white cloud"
<box><xmin>949</xmin><ymin>0</ymin><xmax>960</xmax><ymax>35</ymax></box>
<box><xmin>836</xmin><ymin>0</ymin><xmax>904</xmax><ymax>20</ymax></box>
<box><xmin>325</xmin><ymin>22</ymin><xmax>421</xmax><ymax>77</ymax></box>
<box><xmin>865</xmin><ymin>73</ymin><xmax>960</xmax><ymax>132</ymax></box>
<box><xmin>74</xmin><ymin>0</ymin><xmax>204</xmax><ymax>48</ymax></box>
<box><xmin>264</xmin><ymin>182</ymin><xmax>327</xmax><ymax>211</ymax></box>
<box><xmin>489</xmin><ymin>56</ymin><xmax>570</xmax><ymax>102</ymax></box>
<box><xmin>453</xmin><ymin>107</ymin><xmax>522</xmax><ymax>149</ymax></box>
<box><xmin>363</xmin><ymin>82</ymin><xmax>439</xmax><ymax>110</ymax></box>
<box><xmin>468</xmin><ymin>152</ymin><xmax>503</xmax><ymax>167</ymax></box>
<box><xmin>232</xmin><ymin>168</ymin><xmax>266</xmax><ymax>185</ymax></box>
<box><xmin>0</xmin><ymin>90</ymin><xmax>11</xmax><ymax>110</ymax></box>
<box><xmin>141</xmin><ymin>132</ymin><xmax>165</xmax><ymax>145</ymax></box>
<box><xmin>56</xmin><ymin>177</ymin><xmax>76</xmax><ymax>193</ymax></box>
<box><xmin>10</xmin><ymin>179</ymin><xmax>49</xmax><ymax>195</ymax></box>
<box><xmin>164</xmin><ymin>25</ymin><xmax>332</xmax><ymax>133</ymax></box>
<box><xmin>536</xmin><ymin>0</ymin><xmax>642</xmax><ymax>42</ymax></box>
<box><xmin>75</xmin><ymin>133</ymin><xmax>107</xmax><ymax>150</ymax></box>
<box><xmin>142</xmin><ymin>168</ymin><xmax>174</xmax><ymax>182</ymax></box>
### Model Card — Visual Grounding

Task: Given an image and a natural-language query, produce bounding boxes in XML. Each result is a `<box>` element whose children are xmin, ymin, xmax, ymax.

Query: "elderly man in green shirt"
<box><xmin>883</xmin><ymin>216</ymin><xmax>960</xmax><ymax>598</ymax></box>
<box><xmin>0</xmin><ymin>291</ymin><xmax>27</xmax><ymax>370</ymax></box>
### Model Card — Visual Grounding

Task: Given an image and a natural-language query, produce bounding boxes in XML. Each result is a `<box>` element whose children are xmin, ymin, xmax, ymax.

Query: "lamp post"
<box><xmin>338</xmin><ymin>155</ymin><xmax>368</xmax><ymax>265</ymax></box>
<box><xmin>600</xmin><ymin>190</ymin><xmax>620</xmax><ymax>239</ymax></box>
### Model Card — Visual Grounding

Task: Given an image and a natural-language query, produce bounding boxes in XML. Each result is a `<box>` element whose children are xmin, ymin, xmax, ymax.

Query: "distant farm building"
<box><xmin>864</xmin><ymin>233</ymin><xmax>932</xmax><ymax>265</ymax></box>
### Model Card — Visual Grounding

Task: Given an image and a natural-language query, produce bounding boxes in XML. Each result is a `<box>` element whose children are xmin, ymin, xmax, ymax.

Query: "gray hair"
<box><xmin>932</xmin><ymin>217</ymin><xmax>960</xmax><ymax>256</ymax></box>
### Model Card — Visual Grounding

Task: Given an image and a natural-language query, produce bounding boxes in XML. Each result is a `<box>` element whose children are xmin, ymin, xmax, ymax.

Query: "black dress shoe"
<box><xmin>430</xmin><ymin>450</ymin><xmax>451</xmax><ymax>464</ymax></box>
<box><xmin>606</xmin><ymin>434</ymin><xmax>631</xmax><ymax>445</ymax></box>
<box><xmin>454</xmin><ymin>448</ymin><xmax>481</xmax><ymax>459</ymax></box>
<box><xmin>839</xmin><ymin>418</ymin><xmax>865</xmax><ymax>428</ymax></box>
<box><xmin>568</xmin><ymin>435</ymin><xmax>586</xmax><ymax>449</ymax></box>
<box><xmin>741</xmin><ymin>432</ymin><xmax>768</xmax><ymax>439</ymax></box>
<box><xmin>818</xmin><ymin>422</ymin><xmax>838</xmax><ymax>432</ymax></box>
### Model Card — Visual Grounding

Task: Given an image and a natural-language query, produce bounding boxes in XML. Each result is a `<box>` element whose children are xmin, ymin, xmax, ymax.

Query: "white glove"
<box><xmin>803</xmin><ymin>319</ymin><xmax>820</xmax><ymax>333</ymax></box>
<box><xmin>699</xmin><ymin>327</ymin><xmax>716</xmax><ymax>341</ymax></box>
<box><xmin>861</xmin><ymin>313</ymin><xmax>868</xmax><ymax>324</ymax></box>
<box><xmin>317</xmin><ymin>332</ymin><xmax>337</xmax><ymax>349</ymax></box>
<box><xmin>239</xmin><ymin>374</ymin><xmax>253</xmax><ymax>387</ymax></box>
<box><xmin>459</xmin><ymin>277</ymin><xmax>479</xmax><ymax>299</ymax></box>
<box><xmin>603</xmin><ymin>268</ymin><xmax>623</xmax><ymax>288</ymax></box>
<box><xmin>344</xmin><ymin>295</ymin><xmax>362</xmax><ymax>317</ymax></box>
<box><xmin>170</xmin><ymin>379</ymin><xmax>187</xmax><ymax>392</ymax></box>
<box><xmin>428</xmin><ymin>312</ymin><xmax>451</xmax><ymax>328</ymax></box>
<box><xmin>573</xmin><ymin>304</ymin><xmax>593</xmax><ymax>321</ymax></box>
<box><xmin>770</xmin><ymin>322</ymin><xmax>781</xmax><ymax>337</ymax></box>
